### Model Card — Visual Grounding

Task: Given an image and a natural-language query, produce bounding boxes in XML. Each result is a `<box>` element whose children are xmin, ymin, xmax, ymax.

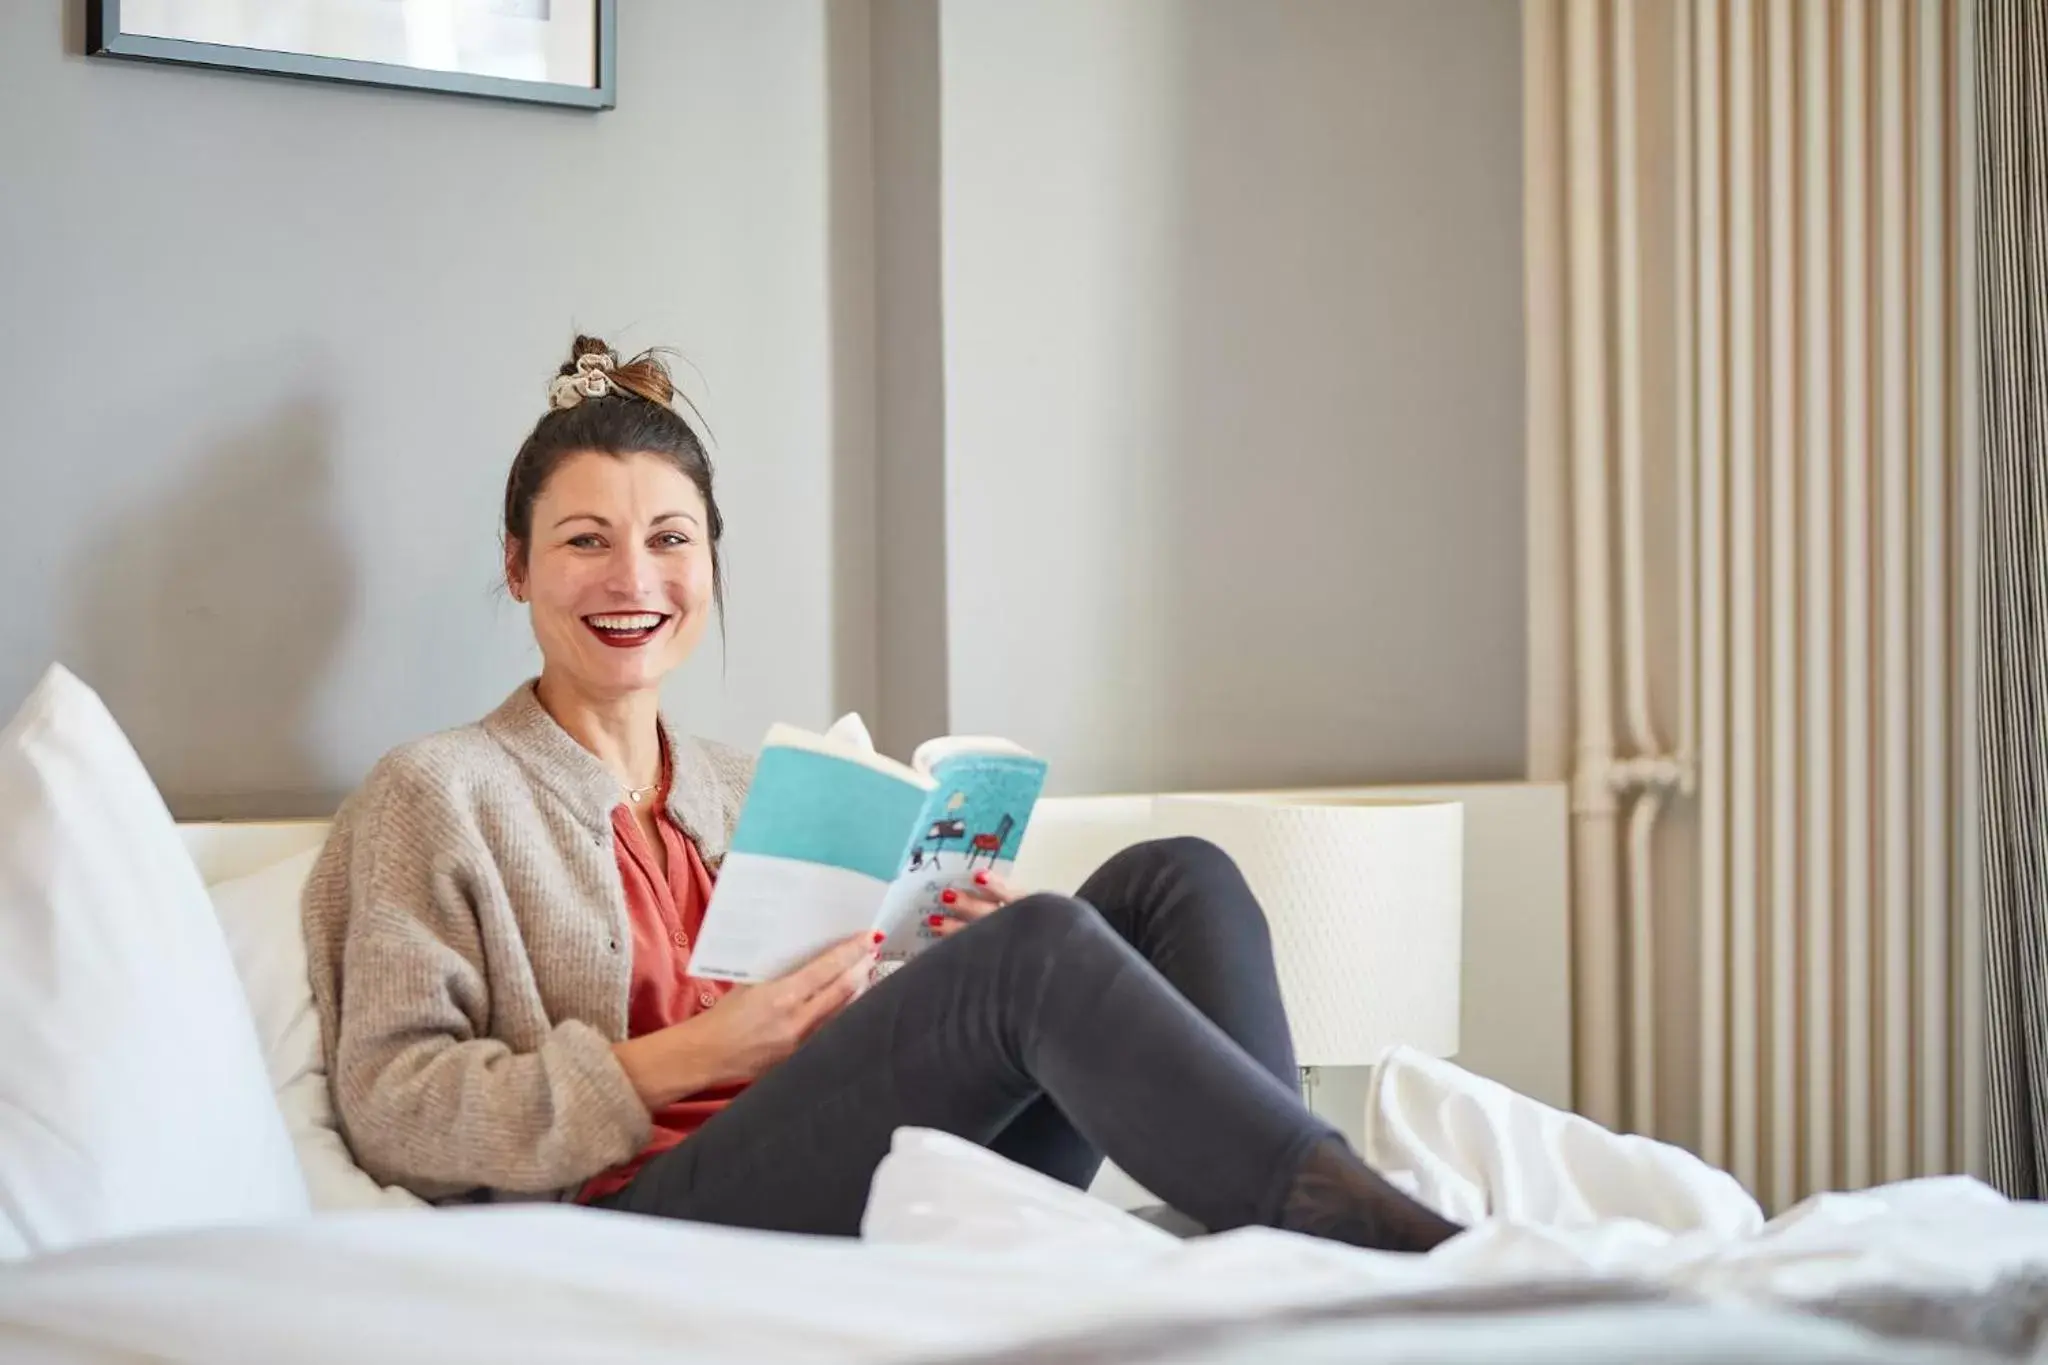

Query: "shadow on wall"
<box><xmin>62</xmin><ymin>397</ymin><xmax>357</xmax><ymax>819</ymax></box>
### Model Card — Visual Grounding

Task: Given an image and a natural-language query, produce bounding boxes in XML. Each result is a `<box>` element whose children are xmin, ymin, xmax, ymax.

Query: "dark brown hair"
<box><xmin>502</xmin><ymin>336</ymin><xmax>724</xmax><ymax>620</ymax></box>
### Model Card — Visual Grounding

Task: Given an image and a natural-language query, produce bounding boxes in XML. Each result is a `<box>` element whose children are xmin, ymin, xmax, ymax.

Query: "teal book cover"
<box><xmin>726</xmin><ymin>744</ymin><xmax>930</xmax><ymax>882</ymax></box>
<box><xmin>690</xmin><ymin>719</ymin><xmax>1046</xmax><ymax>983</ymax></box>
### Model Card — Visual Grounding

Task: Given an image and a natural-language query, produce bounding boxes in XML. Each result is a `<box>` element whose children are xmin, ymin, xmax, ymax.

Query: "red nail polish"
<box><xmin>974</xmin><ymin>871</ymin><xmax>989</xmax><ymax>886</ymax></box>
<box><xmin>870</xmin><ymin>930</ymin><xmax>886</xmax><ymax>944</ymax></box>
<box><xmin>927</xmin><ymin>914</ymin><xmax>946</xmax><ymax>927</ymax></box>
<box><xmin>940</xmin><ymin>888</ymin><xmax>958</xmax><ymax>905</ymax></box>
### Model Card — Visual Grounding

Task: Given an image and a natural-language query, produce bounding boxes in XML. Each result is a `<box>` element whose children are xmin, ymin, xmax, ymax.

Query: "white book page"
<box><xmin>909</xmin><ymin>733</ymin><xmax>1034</xmax><ymax>775</ymax></box>
<box><xmin>763</xmin><ymin>720</ymin><xmax>933</xmax><ymax>790</ymax></box>
<box><xmin>689</xmin><ymin>853</ymin><xmax>888</xmax><ymax>984</ymax></box>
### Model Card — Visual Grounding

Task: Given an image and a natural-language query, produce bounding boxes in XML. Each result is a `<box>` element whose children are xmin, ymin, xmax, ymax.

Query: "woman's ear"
<box><xmin>504</xmin><ymin>539</ymin><xmax>528</xmax><ymax>603</ymax></box>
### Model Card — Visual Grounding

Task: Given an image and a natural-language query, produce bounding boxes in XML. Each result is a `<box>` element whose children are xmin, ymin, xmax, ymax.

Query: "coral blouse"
<box><xmin>577</xmin><ymin>801</ymin><xmax>745</xmax><ymax>1203</ymax></box>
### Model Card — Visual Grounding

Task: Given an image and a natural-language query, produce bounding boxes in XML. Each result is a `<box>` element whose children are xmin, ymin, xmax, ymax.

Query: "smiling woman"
<box><xmin>499</xmin><ymin>338</ymin><xmax>727</xmax><ymax>831</ymax></box>
<box><xmin>502</xmin><ymin>342</ymin><xmax>721</xmax><ymax>711</ymax></box>
<box><xmin>300</xmin><ymin>333</ymin><xmax>1462</xmax><ymax>1251</ymax></box>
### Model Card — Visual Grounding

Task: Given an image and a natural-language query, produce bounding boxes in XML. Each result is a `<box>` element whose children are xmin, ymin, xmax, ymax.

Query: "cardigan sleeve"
<box><xmin>303</xmin><ymin>755</ymin><xmax>652</xmax><ymax>1200</ymax></box>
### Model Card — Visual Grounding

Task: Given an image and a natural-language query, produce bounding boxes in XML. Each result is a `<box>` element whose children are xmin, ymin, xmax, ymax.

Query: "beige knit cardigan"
<box><xmin>302</xmin><ymin>681</ymin><xmax>754</xmax><ymax>1202</ymax></box>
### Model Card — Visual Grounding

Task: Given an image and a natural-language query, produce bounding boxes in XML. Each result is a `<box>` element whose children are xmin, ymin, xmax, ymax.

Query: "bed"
<box><xmin>3</xmin><ymin>667</ymin><xmax>2039</xmax><ymax>1364</ymax></box>
<box><xmin>9</xmin><ymin>854</ymin><xmax>2037</xmax><ymax>1365</ymax></box>
<box><xmin>4</xmin><ymin>1068</ymin><xmax>2041</xmax><ymax>1364</ymax></box>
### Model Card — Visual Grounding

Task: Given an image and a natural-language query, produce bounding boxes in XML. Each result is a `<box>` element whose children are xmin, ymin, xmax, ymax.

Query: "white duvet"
<box><xmin>2</xmin><ymin>1050</ymin><xmax>2040</xmax><ymax>1364</ymax></box>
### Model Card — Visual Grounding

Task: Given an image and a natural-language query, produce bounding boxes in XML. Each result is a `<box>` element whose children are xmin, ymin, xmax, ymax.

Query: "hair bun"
<box><xmin>548</xmin><ymin>335</ymin><xmax>676</xmax><ymax>412</ymax></box>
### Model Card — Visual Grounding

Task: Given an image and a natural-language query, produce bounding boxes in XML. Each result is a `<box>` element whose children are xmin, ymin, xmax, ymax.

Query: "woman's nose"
<box><xmin>605</xmin><ymin>542</ymin><xmax>656</xmax><ymax>597</ymax></box>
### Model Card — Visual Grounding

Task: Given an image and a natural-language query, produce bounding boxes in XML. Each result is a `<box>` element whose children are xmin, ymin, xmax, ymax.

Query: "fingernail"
<box><xmin>973</xmin><ymin>871</ymin><xmax>989</xmax><ymax>885</ymax></box>
<box><xmin>927</xmin><ymin>914</ymin><xmax>946</xmax><ymax>927</ymax></box>
<box><xmin>940</xmin><ymin>888</ymin><xmax>958</xmax><ymax>905</ymax></box>
<box><xmin>870</xmin><ymin>930</ymin><xmax>886</xmax><ymax>944</ymax></box>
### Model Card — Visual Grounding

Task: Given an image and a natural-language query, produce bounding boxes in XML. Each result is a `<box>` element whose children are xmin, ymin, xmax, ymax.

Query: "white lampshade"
<box><xmin>1153</xmin><ymin>795</ymin><xmax>1462</xmax><ymax>1067</ymax></box>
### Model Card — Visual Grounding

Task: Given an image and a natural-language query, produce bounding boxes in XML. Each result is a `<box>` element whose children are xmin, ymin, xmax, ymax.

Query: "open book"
<box><xmin>687</xmin><ymin>715</ymin><xmax>1048</xmax><ymax>983</ymax></box>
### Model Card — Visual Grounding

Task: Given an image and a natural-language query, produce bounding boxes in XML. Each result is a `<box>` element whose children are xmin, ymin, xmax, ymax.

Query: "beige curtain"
<box><xmin>1524</xmin><ymin>0</ymin><xmax>1982</xmax><ymax>1209</ymax></box>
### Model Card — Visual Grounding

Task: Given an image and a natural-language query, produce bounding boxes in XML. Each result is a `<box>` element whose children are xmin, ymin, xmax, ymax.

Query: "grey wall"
<box><xmin>939</xmin><ymin>0</ymin><xmax>1526</xmax><ymax>794</ymax></box>
<box><xmin>0</xmin><ymin>1</ymin><xmax>863</xmax><ymax>816</ymax></box>
<box><xmin>0</xmin><ymin>0</ymin><xmax>1523</xmax><ymax>815</ymax></box>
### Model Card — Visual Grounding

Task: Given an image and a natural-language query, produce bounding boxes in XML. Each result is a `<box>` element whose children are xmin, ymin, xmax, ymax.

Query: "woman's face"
<box><xmin>508</xmin><ymin>450</ymin><xmax>714</xmax><ymax>702</ymax></box>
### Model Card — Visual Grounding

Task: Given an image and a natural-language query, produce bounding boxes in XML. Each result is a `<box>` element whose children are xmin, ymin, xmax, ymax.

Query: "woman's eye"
<box><xmin>652</xmin><ymin>531</ymin><xmax>692</xmax><ymax>549</ymax></box>
<box><xmin>568</xmin><ymin>534</ymin><xmax>604</xmax><ymax>550</ymax></box>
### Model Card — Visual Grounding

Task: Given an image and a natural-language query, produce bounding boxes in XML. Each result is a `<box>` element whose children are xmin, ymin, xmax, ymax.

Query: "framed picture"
<box><xmin>86</xmin><ymin>1</ymin><xmax>616</xmax><ymax>110</ymax></box>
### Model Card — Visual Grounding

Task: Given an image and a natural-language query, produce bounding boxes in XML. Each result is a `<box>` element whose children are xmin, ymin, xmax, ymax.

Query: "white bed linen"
<box><xmin>1357</xmin><ymin>1048</ymin><xmax>2043</xmax><ymax>1302</ymax></box>
<box><xmin>1</xmin><ymin>1050</ymin><xmax>2038</xmax><ymax>1364</ymax></box>
<box><xmin>874</xmin><ymin>1050</ymin><xmax>2046</xmax><ymax>1304</ymax></box>
<box><xmin>0</xmin><ymin>666</ymin><xmax>307</xmax><ymax>1259</ymax></box>
<box><xmin>206</xmin><ymin>847</ymin><xmax>422</xmax><ymax>1212</ymax></box>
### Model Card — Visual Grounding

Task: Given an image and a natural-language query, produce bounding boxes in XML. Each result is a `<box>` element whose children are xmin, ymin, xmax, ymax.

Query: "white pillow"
<box><xmin>0</xmin><ymin>665</ymin><xmax>310</xmax><ymax>1256</ymax></box>
<box><xmin>206</xmin><ymin>849</ymin><xmax>422</xmax><ymax>1211</ymax></box>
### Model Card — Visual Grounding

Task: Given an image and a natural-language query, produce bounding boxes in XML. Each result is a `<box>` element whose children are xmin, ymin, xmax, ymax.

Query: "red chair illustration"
<box><xmin>965</xmin><ymin>813</ymin><xmax>1015</xmax><ymax>871</ymax></box>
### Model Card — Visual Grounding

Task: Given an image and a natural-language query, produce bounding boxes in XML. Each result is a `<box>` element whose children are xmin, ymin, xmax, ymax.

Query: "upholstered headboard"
<box><xmin>177</xmin><ymin>780</ymin><xmax>1571</xmax><ymax>1124</ymax></box>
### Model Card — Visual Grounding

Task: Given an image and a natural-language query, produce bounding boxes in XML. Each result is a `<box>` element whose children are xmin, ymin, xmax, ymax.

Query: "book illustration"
<box><xmin>965</xmin><ymin>813</ymin><xmax>1015</xmax><ymax>871</ymax></box>
<box><xmin>872</xmin><ymin>753</ymin><xmax>1044</xmax><ymax>968</ymax></box>
<box><xmin>906</xmin><ymin>779</ymin><xmax>1027</xmax><ymax>874</ymax></box>
<box><xmin>907</xmin><ymin>817</ymin><xmax>966</xmax><ymax>872</ymax></box>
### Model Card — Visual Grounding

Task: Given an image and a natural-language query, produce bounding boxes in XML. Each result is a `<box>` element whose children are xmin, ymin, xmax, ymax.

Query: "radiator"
<box><xmin>1528</xmin><ymin>0</ymin><xmax>1981</xmax><ymax>1212</ymax></box>
<box><xmin>1684</xmin><ymin>0</ymin><xmax>1978</xmax><ymax>1210</ymax></box>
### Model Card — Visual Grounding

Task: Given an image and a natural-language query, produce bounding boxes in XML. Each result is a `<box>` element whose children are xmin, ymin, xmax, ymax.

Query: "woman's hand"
<box><xmin>613</xmin><ymin>932</ymin><xmax>879</xmax><ymax>1108</ymax></box>
<box><xmin>698</xmin><ymin>934</ymin><xmax>881</xmax><ymax>1081</ymax></box>
<box><xmin>927</xmin><ymin>870</ymin><xmax>1023</xmax><ymax>938</ymax></box>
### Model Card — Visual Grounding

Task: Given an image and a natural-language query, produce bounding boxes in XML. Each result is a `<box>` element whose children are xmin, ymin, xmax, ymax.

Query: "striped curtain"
<box><xmin>1978</xmin><ymin>0</ymin><xmax>2048</xmax><ymax>1201</ymax></box>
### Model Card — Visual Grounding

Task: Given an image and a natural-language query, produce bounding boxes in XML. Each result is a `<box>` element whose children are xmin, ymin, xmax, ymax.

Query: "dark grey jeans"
<box><xmin>593</xmin><ymin>837</ymin><xmax>1337</xmax><ymax>1237</ymax></box>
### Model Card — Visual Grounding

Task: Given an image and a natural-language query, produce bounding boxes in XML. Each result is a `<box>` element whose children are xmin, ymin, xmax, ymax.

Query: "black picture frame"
<box><xmin>86</xmin><ymin>0</ymin><xmax>617</xmax><ymax>110</ymax></box>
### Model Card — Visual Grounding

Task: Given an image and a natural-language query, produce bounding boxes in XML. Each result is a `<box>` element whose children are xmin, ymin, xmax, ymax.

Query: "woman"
<box><xmin>303</xmin><ymin>337</ymin><xmax>1460</xmax><ymax>1251</ymax></box>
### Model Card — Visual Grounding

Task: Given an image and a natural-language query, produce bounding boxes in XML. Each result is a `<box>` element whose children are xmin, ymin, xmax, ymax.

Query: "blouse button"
<box><xmin>698</xmin><ymin>988</ymin><xmax>716</xmax><ymax>1008</ymax></box>
<box><xmin>672</xmin><ymin>930</ymin><xmax>688</xmax><ymax>950</ymax></box>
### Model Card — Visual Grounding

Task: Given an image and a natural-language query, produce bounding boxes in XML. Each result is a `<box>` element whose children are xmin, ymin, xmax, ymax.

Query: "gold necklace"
<box><xmin>623</xmin><ymin>742</ymin><xmax>668</xmax><ymax>806</ymax></box>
